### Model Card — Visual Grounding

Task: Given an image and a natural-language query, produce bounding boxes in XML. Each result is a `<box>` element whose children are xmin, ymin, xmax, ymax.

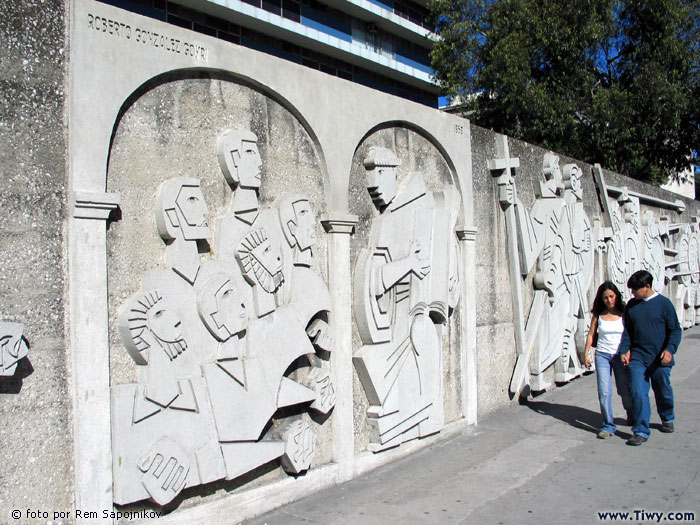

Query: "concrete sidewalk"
<box><xmin>248</xmin><ymin>326</ymin><xmax>700</xmax><ymax>524</ymax></box>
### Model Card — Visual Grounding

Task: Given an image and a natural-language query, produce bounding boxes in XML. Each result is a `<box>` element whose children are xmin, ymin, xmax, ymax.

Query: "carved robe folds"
<box><xmin>354</xmin><ymin>172</ymin><xmax>460</xmax><ymax>452</ymax></box>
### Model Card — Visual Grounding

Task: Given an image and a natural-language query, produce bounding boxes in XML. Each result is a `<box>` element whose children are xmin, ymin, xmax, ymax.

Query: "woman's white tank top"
<box><xmin>596</xmin><ymin>316</ymin><xmax>624</xmax><ymax>355</ymax></box>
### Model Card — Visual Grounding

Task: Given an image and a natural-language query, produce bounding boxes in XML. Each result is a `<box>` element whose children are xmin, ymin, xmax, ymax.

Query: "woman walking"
<box><xmin>583</xmin><ymin>281</ymin><xmax>634</xmax><ymax>439</ymax></box>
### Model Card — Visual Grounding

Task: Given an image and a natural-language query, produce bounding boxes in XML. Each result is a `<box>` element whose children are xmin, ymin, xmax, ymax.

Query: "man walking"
<box><xmin>619</xmin><ymin>270</ymin><xmax>682</xmax><ymax>446</ymax></box>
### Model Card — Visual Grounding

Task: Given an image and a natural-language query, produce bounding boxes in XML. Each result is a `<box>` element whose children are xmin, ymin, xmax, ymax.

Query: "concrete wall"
<box><xmin>0</xmin><ymin>0</ymin><xmax>74</xmax><ymax>517</ymax></box>
<box><xmin>471</xmin><ymin>124</ymin><xmax>700</xmax><ymax>416</ymax></box>
<box><xmin>1</xmin><ymin>0</ymin><xmax>699</xmax><ymax>523</ymax></box>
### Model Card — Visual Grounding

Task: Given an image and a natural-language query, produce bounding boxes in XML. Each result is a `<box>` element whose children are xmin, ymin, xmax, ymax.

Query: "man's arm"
<box><xmin>660</xmin><ymin>298</ymin><xmax>682</xmax><ymax>365</ymax></box>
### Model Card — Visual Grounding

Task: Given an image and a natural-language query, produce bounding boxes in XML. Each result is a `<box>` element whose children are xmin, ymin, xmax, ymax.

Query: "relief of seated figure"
<box><xmin>111</xmin><ymin>288</ymin><xmax>225</xmax><ymax>507</ymax></box>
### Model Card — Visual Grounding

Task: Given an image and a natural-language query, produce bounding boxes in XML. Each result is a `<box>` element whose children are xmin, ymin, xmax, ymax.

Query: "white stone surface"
<box><xmin>353</xmin><ymin>147</ymin><xmax>461</xmax><ymax>451</ymax></box>
<box><xmin>68</xmin><ymin>0</ymin><xmax>473</xmax><ymax>515</ymax></box>
<box><xmin>109</xmin><ymin>136</ymin><xmax>337</xmax><ymax>506</ymax></box>
<box><xmin>0</xmin><ymin>322</ymin><xmax>28</xmax><ymax>376</ymax></box>
<box><xmin>491</xmin><ymin>144</ymin><xmax>593</xmax><ymax>392</ymax></box>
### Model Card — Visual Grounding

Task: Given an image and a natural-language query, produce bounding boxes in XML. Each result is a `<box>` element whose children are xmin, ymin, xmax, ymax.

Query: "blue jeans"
<box><xmin>628</xmin><ymin>360</ymin><xmax>674</xmax><ymax>439</ymax></box>
<box><xmin>595</xmin><ymin>352</ymin><xmax>634</xmax><ymax>433</ymax></box>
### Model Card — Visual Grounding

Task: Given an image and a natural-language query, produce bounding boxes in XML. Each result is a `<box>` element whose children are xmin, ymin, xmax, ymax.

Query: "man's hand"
<box><xmin>620</xmin><ymin>351</ymin><xmax>630</xmax><ymax>366</ymax></box>
<box><xmin>660</xmin><ymin>350</ymin><xmax>672</xmax><ymax>365</ymax></box>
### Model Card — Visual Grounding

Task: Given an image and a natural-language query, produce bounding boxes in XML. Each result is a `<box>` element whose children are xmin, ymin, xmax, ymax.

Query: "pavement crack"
<box><xmin>278</xmin><ymin>509</ymin><xmax>324</xmax><ymax>523</ymax></box>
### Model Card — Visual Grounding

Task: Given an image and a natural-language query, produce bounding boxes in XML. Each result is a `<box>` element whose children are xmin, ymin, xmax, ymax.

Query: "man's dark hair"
<box><xmin>627</xmin><ymin>270</ymin><xmax>653</xmax><ymax>290</ymax></box>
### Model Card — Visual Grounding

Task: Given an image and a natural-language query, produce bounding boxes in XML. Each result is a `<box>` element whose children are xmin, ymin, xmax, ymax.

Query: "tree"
<box><xmin>430</xmin><ymin>0</ymin><xmax>700</xmax><ymax>185</ymax></box>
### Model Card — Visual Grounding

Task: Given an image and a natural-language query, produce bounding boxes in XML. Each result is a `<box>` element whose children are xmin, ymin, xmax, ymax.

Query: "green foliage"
<box><xmin>430</xmin><ymin>0</ymin><xmax>700</xmax><ymax>184</ymax></box>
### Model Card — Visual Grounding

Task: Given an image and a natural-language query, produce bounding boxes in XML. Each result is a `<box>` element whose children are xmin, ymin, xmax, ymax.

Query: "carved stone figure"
<box><xmin>0</xmin><ymin>322</ymin><xmax>28</xmax><ymax>376</ymax></box>
<box><xmin>155</xmin><ymin>177</ymin><xmax>210</xmax><ymax>284</ymax></box>
<box><xmin>217</xmin><ymin>129</ymin><xmax>262</xmax><ymax>226</ymax></box>
<box><xmin>112</xmin><ymin>288</ymin><xmax>225</xmax><ymax>506</ymax></box>
<box><xmin>214</xmin><ymin>129</ymin><xmax>279</xmax><ymax>262</ymax></box>
<box><xmin>354</xmin><ymin>146</ymin><xmax>460</xmax><ymax>452</ymax></box>
<box><xmin>672</xmin><ymin>222</ymin><xmax>700</xmax><ymax>328</ymax></box>
<box><xmin>641</xmin><ymin>211</ymin><xmax>668</xmax><ymax>293</ymax></box>
<box><xmin>112</xmin><ymin>130</ymin><xmax>332</xmax><ymax>505</ymax></box>
<box><xmin>276</xmin><ymin>193</ymin><xmax>332</xmax><ymax>349</ymax></box>
<box><xmin>491</xmin><ymin>150</ymin><xmax>593</xmax><ymax>391</ymax></box>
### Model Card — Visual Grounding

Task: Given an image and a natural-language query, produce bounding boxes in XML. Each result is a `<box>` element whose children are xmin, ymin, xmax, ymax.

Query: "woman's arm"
<box><xmin>583</xmin><ymin>315</ymin><xmax>598</xmax><ymax>368</ymax></box>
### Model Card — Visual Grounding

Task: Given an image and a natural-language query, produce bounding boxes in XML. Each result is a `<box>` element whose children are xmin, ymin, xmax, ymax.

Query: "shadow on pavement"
<box><xmin>524</xmin><ymin>400</ymin><xmax>633</xmax><ymax>439</ymax></box>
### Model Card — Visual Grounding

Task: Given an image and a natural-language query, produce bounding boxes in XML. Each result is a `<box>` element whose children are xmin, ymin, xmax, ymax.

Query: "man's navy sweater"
<box><xmin>618</xmin><ymin>294</ymin><xmax>682</xmax><ymax>366</ymax></box>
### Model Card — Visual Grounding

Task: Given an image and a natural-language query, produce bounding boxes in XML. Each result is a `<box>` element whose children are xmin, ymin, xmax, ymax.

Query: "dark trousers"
<box><xmin>628</xmin><ymin>360</ymin><xmax>674</xmax><ymax>439</ymax></box>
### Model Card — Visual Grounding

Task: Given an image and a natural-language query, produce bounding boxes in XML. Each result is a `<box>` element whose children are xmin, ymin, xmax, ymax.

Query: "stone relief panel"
<box><xmin>107</xmin><ymin>77</ymin><xmax>330</xmax><ymax>506</ymax></box>
<box><xmin>491</xmin><ymin>148</ymin><xmax>593</xmax><ymax>392</ymax></box>
<box><xmin>671</xmin><ymin>220</ymin><xmax>700</xmax><ymax>328</ymax></box>
<box><xmin>350</xmin><ymin>129</ymin><xmax>461</xmax><ymax>452</ymax></box>
<box><xmin>591</xmin><ymin>165</ymin><xmax>700</xmax><ymax>329</ymax></box>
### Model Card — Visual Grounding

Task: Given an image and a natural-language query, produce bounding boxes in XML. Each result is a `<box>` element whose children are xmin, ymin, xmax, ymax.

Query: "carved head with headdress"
<box><xmin>119</xmin><ymin>289</ymin><xmax>187</xmax><ymax>365</ymax></box>
<box><xmin>236</xmin><ymin>228</ymin><xmax>284</xmax><ymax>294</ymax></box>
<box><xmin>364</xmin><ymin>146</ymin><xmax>400</xmax><ymax>210</ymax></box>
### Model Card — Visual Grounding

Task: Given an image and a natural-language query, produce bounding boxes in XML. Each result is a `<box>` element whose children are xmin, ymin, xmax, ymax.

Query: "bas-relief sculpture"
<box><xmin>491</xmin><ymin>147</ymin><xmax>593</xmax><ymax>392</ymax></box>
<box><xmin>591</xmin><ymin>165</ymin><xmax>700</xmax><ymax>330</ymax></box>
<box><xmin>671</xmin><ymin>220</ymin><xmax>700</xmax><ymax>328</ymax></box>
<box><xmin>111</xmin><ymin>130</ymin><xmax>333</xmax><ymax>506</ymax></box>
<box><xmin>0</xmin><ymin>322</ymin><xmax>29</xmax><ymax>376</ymax></box>
<box><xmin>353</xmin><ymin>147</ymin><xmax>461</xmax><ymax>452</ymax></box>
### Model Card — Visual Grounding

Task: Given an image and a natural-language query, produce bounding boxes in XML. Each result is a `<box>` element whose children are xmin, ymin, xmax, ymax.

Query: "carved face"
<box><xmin>292</xmin><ymin>199</ymin><xmax>316</xmax><ymax>250</ymax></box>
<box><xmin>147</xmin><ymin>299</ymin><xmax>184</xmax><ymax>346</ymax></box>
<box><xmin>253</xmin><ymin>237</ymin><xmax>283</xmax><ymax>276</ymax></box>
<box><xmin>213</xmin><ymin>280</ymin><xmax>249</xmax><ymax>337</ymax></box>
<box><xmin>366</xmin><ymin>165</ymin><xmax>397</xmax><ymax>210</ymax></box>
<box><xmin>242</xmin><ymin>236</ymin><xmax>284</xmax><ymax>294</ymax></box>
<box><xmin>236</xmin><ymin>140</ymin><xmax>262</xmax><ymax>189</ymax></box>
<box><xmin>176</xmin><ymin>185</ymin><xmax>210</xmax><ymax>240</ymax></box>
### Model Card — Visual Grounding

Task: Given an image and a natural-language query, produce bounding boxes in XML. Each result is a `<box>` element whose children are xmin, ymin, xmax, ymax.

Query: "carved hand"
<box><xmin>138</xmin><ymin>443</ymin><xmax>189</xmax><ymax>505</ymax></box>
<box><xmin>306</xmin><ymin>318</ymin><xmax>332</xmax><ymax>351</ymax></box>
<box><xmin>409</xmin><ymin>241</ymin><xmax>431</xmax><ymax>279</ymax></box>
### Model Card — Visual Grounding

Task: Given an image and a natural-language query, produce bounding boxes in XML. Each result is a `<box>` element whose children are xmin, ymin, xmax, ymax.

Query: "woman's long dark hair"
<box><xmin>591</xmin><ymin>281</ymin><xmax>625</xmax><ymax>316</ymax></box>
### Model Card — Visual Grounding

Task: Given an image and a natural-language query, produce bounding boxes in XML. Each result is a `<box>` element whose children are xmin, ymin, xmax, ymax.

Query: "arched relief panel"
<box><xmin>106</xmin><ymin>72</ymin><xmax>335</xmax><ymax>507</ymax></box>
<box><xmin>349</xmin><ymin>126</ymin><xmax>463</xmax><ymax>453</ymax></box>
<box><xmin>69</xmin><ymin>0</ymin><xmax>475</xmax><ymax>512</ymax></box>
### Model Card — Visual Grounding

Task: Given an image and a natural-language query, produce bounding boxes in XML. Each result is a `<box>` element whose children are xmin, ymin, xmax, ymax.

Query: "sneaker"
<box><xmin>597</xmin><ymin>431</ymin><xmax>613</xmax><ymax>439</ymax></box>
<box><xmin>659</xmin><ymin>422</ymin><xmax>674</xmax><ymax>433</ymax></box>
<box><xmin>626</xmin><ymin>434</ymin><xmax>648</xmax><ymax>446</ymax></box>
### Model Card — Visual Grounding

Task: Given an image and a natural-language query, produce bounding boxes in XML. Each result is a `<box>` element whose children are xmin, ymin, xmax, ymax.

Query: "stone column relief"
<box><xmin>490</xmin><ymin>140</ymin><xmax>593</xmax><ymax>393</ymax></box>
<box><xmin>0</xmin><ymin>322</ymin><xmax>29</xmax><ymax>376</ymax></box>
<box><xmin>353</xmin><ymin>147</ymin><xmax>461</xmax><ymax>452</ymax></box>
<box><xmin>111</xmin><ymin>130</ymin><xmax>334</xmax><ymax>506</ymax></box>
<box><xmin>669</xmin><ymin>220</ymin><xmax>700</xmax><ymax>328</ymax></box>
